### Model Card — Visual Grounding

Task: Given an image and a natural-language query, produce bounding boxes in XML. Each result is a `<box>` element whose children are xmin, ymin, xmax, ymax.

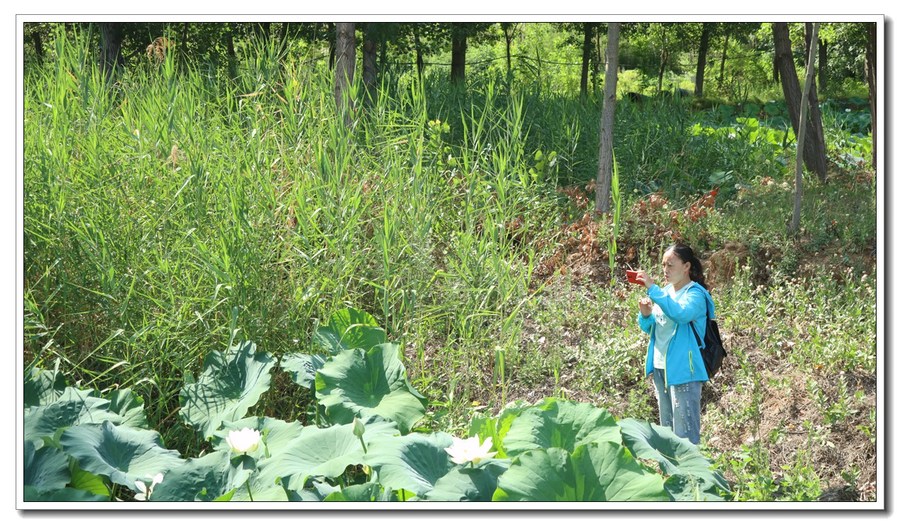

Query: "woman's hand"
<box><xmin>638</xmin><ymin>297</ymin><xmax>653</xmax><ymax>317</ymax></box>
<box><xmin>637</xmin><ymin>270</ymin><xmax>654</xmax><ymax>289</ymax></box>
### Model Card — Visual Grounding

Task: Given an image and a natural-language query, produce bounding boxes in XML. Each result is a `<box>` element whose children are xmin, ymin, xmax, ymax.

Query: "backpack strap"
<box><xmin>689</xmin><ymin>288</ymin><xmax>712</xmax><ymax>349</ymax></box>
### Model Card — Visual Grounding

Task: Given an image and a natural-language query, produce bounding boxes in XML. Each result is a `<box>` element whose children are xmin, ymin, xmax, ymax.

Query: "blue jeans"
<box><xmin>652</xmin><ymin>368</ymin><xmax>702</xmax><ymax>445</ymax></box>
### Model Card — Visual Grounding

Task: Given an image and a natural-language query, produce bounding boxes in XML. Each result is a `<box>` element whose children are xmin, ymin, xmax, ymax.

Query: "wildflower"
<box><xmin>226</xmin><ymin>427</ymin><xmax>261</xmax><ymax>454</ymax></box>
<box><xmin>444</xmin><ymin>436</ymin><xmax>496</xmax><ymax>465</ymax></box>
<box><xmin>134</xmin><ymin>473</ymin><xmax>164</xmax><ymax>501</ymax></box>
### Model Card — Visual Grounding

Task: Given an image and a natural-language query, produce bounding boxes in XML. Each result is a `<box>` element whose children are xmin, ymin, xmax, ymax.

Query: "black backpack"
<box><xmin>689</xmin><ymin>299</ymin><xmax>726</xmax><ymax>378</ymax></box>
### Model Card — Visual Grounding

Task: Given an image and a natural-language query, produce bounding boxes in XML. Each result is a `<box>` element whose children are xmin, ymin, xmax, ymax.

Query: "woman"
<box><xmin>634</xmin><ymin>244</ymin><xmax>715</xmax><ymax>445</ymax></box>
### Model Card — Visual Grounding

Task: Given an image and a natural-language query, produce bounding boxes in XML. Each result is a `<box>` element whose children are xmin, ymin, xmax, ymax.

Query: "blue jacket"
<box><xmin>637</xmin><ymin>281</ymin><xmax>715</xmax><ymax>387</ymax></box>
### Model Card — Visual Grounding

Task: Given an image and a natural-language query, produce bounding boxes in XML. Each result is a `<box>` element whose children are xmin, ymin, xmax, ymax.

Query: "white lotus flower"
<box><xmin>134</xmin><ymin>473</ymin><xmax>164</xmax><ymax>501</ymax></box>
<box><xmin>226</xmin><ymin>427</ymin><xmax>261</xmax><ymax>454</ymax></box>
<box><xmin>444</xmin><ymin>436</ymin><xmax>496</xmax><ymax>465</ymax></box>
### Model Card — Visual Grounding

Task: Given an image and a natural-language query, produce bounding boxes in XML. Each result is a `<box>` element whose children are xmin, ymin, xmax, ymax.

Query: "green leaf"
<box><xmin>23</xmin><ymin>440</ymin><xmax>70</xmax><ymax>491</ymax></box>
<box><xmin>284</xmin><ymin>480</ymin><xmax>342</xmax><ymax>502</ymax></box>
<box><xmin>469</xmin><ymin>401</ymin><xmax>530</xmax><ymax>459</ymax></box>
<box><xmin>150</xmin><ymin>450</ymin><xmax>250</xmax><ymax>502</ymax></box>
<box><xmin>664</xmin><ymin>474</ymin><xmax>727</xmax><ymax>501</ymax></box>
<box><xmin>426</xmin><ymin>460</ymin><xmax>510</xmax><ymax>501</ymax></box>
<box><xmin>501</xmin><ymin>399</ymin><xmax>621</xmax><ymax>457</ymax></box>
<box><xmin>365</xmin><ymin>431</ymin><xmax>455</xmax><ymax>498</ymax></box>
<box><xmin>280</xmin><ymin>352</ymin><xmax>326</xmax><ymax>390</ymax></box>
<box><xmin>315</xmin><ymin>343</ymin><xmax>426</xmax><ymax>434</ymax></box>
<box><xmin>493</xmin><ymin>442</ymin><xmax>669</xmax><ymax>502</ymax></box>
<box><xmin>256</xmin><ymin>418</ymin><xmax>399</xmax><ymax>492</ymax></box>
<box><xmin>24</xmin><ymin>361</ymin><xmax>66</xmax><ymax>408</ymax></box>
<box><xmin>69</xmin><ymin>465</ymin><xmax>110</xmax><ymax>497</ymax></box>
<box><xmin>106</xmin><ymin>388</ymin><xmax>148</xmax><ymax>428</ymax></box>
<box><xmin>272</xmin><ymin>424</ymin><xmax>365</xmax><ymax>480</ymax></box>
<box><xmin>179</xmin><ymin>340</ymin><xmax>276</xmax><ymax>439</ymax></box>
<box><xmin>218</xmin><ymin>418</ymin><xmax>395</xmax><ymax>501</ymax></box>
<box><xmin>24</xmin><ymin>388</ymin><xmax>124</xmax><ymax>444</ymax></box>
<box><xmin>60</xmin><ymin>420</ymin><xmax>184</xmax><ymax>490</ymax></box>
<box><xmin>618</xmin><ymin>418</ymin><xmax>730</xmax><ymax>498</ymax></box>
<box><xmin>324</xmin><ymin>482</ymin><xmax>399</xmax><ymax>502</ymax></box>
<box><xmin>23</xmin><ymin>486</ymin><xmax>109</xmax><ymax>502</ymax></box>
<box><xmin>313</xmin><ymin>307</ymin><xmax>386</xmax><ymax>355</ymax></box>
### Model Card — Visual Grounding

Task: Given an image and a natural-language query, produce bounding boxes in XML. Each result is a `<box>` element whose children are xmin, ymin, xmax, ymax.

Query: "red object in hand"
<box><xmin>626</xmin><ymin>270</ymin><xmax>642</xmax><ymax>285</ymax></box>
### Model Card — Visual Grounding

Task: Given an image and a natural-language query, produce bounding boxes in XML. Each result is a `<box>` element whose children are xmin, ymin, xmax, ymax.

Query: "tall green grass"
<box><xmin>24</xmin><ymin>29</ymin><xmax>562</xmax><ymax>451</ymax></box>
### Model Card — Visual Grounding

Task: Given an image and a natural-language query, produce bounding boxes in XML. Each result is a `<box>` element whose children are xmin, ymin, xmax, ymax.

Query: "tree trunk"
<box><xmin>596</xmin><ymin>22</ymin><xmax>620</xmax><ymax>214</ymax></box>
<box><xmin>180</xmin><ymin>23</ymin><xmax>189</xmax><ymax>54</ymax></box>
<box><xmin>695</xmin><ymin>23</ymin><xmax>713</xmax><ymax>97</ymax></box>
<box><xmin>362</xmin><ymin>24</ymin><xmax>378</xmax><ymax>106</ymax></box>
<box><xmin>334</xmin><ymin>22</ymin><xmax>356</xmax><ymax>123</ymax></box>
<box><xmin>450</xmin><ymin>23</ymin><xmax>467</xmax><ymax>86</ymax></box>
<box><xmin>773</xmin><ymin>47</ymin><xmax>779</xmax><ymax>84</ymax></box>
<box><xmin>657</xmin><ymin>47</ymin><xmax>667</xmax><ymax>94</ymax></box>
<box><xmin>817</xmin><ymin>37</ymin><xmax>827</xmax><ymax>94</ymax></box>
<box><xmin>790</xmin><ymin>23</ymin><xmax>819</xmax><ymax>235</ymax></box>
<box><xmin>865</xmin><ymin>22</ymin><xmax>876</xmax><ymax>168</ymax></box>
<box><xmin>99</xmin><ymin>22</ymin><xmax>124</xmax><ymax>81</ymax></box>
<box><xmin>226</xmin><ymin>24</ymin><xmax>237</xmax><ymax>79</ymax></box>
<box><xmin>803</xmin><ymin>22</ymin><xmax>828</xmax><ymax>181</ymax></box>
<box><xmin>32</xmin><ymin>29</ymin><xmax>44</xmax><ymax>66</ymax></box>
<box><xmin>718</xmin><ymin>31</ymin><xmax>729</xmax><ymax>88</ymax></box>
<box><xmin>773</xmin><ymin>22</ymin><xmax>828</xmax><ymax>182</ymax></box>
<box><xmin>593</xmin><ymin>29</ymin><xmax>603</xmax><ymax>93</ymax></box>
<box><xmin>414</xmin><ymin>26</ymin><xmax>424</xmax><ymax>79</ymax></box>
<box><xmin>378</xmin><ymin>28</ymin><xmax>388</xmax><ymax>72</ymax></box>
<box><xmin>502</xmin><ymin>22</ymin><xmax>517</xmax><ymax>75</ymax></box>
<box><xmin>328</xmin><ymin>23</ymin><xmax>336</xmax><ymax>69</ymax></box>
<box><xmin>580</xmin><ymin>22</ymin><xmax>594</xmax><ymax>100</ymax></box>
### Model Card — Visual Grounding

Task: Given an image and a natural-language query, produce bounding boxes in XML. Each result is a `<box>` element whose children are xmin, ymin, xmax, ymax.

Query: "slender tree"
<box><xmin>718</xmin><ymin>27</ymin><xmax>730</xmax><ymax>88</ymax></box>
<box><xmin>790</xmin><ymin>23</ymin><xmax>819</xmax><ymax>235</ymax></box>
<box><xmin>817</xmin><ymin>36</ymin><xmax>828</xmax><ymax>94</ymax></box>
<box><xmin>413</xmin><ymin>25</ymin><xmax>425</xmax><ymax>79</ymax></box>
<box><xmin>334</xmin><ymin>22</ymin><xmax>356</xmax><ymax>123</ymax></box>
<box><xmin>595</xmin><ymin>22</ymin><xmax>620</xmax><ymax>214</ymax></box>
<box><xmin>865</xmin><ymin>22</ymin><xmax>877</xmax><ymax>168</ymax></box>
<box><xmin>500</xmin><ymin>22</ymin><xmax>520</xmax><ymax>74</ymax></box>
<box><xmin>695</xmin><ymin>23</ymin><xmax>714</xmax><ymax>97</ymax></box>
<box><xmin>226</xmin><ymin>23</ymin><xmax>237</xmax><ymax>79</ymax></box>
<box><xmin>362</xmin><ymin>23</ymin><xmax>378</xmax><ymax>106</ymax></box>
<box><xmin>99</xmin><ymin>22</ymin><xmax>124</xmax><ymax>81</ymax></box>
<box><xmin>580</xmin><ymin>22</ymin><xmax>595</xmax><ymax>100</ymax></box>
<box><xmin>773</xmin><ymin>22</ymin><xmax>827</xmax><ymax>182</ymax></box>
<box><xmin>450</xmin><ymin>23</ymin><xmax>468</xmax><ymax>85</ymax></box>
<box><xmin>31</xmin><ymin>27</ymin><xmax>45</xmax><ymax>66</ymax></box>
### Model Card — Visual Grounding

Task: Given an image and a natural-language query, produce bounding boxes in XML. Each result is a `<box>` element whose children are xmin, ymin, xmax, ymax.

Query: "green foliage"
<box><xmin>179</xmin><ymin>340</ymin><xmax>276</xmax><ymax>440</ymax></box>
<box><xmin>314</xmin><ymin>344</ymin><xmax>428</xmax><ymax>434</ymax></box>
<box><xmin>23</xmin><ymin>307</ymin><xmax>732</xmax><ymax>503</ymax></box>
<box><xmin>498</xmin><ymin>398</ymin><xmax>621</xmax><ymax>455</ymax></box>
<box><xmin>60</xmin><ymin>421</ymin><xmax>185</xmax><ymax>491</ymax></box>
<box><xmin>619</xmin><ymin>418</ymin><xmax>730</xmax><ymax>500</ymax></box>
<box><xmin>493</xmin><ymin>443</ymin><xmax>668</xmax><ymax>502</ymax></box>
